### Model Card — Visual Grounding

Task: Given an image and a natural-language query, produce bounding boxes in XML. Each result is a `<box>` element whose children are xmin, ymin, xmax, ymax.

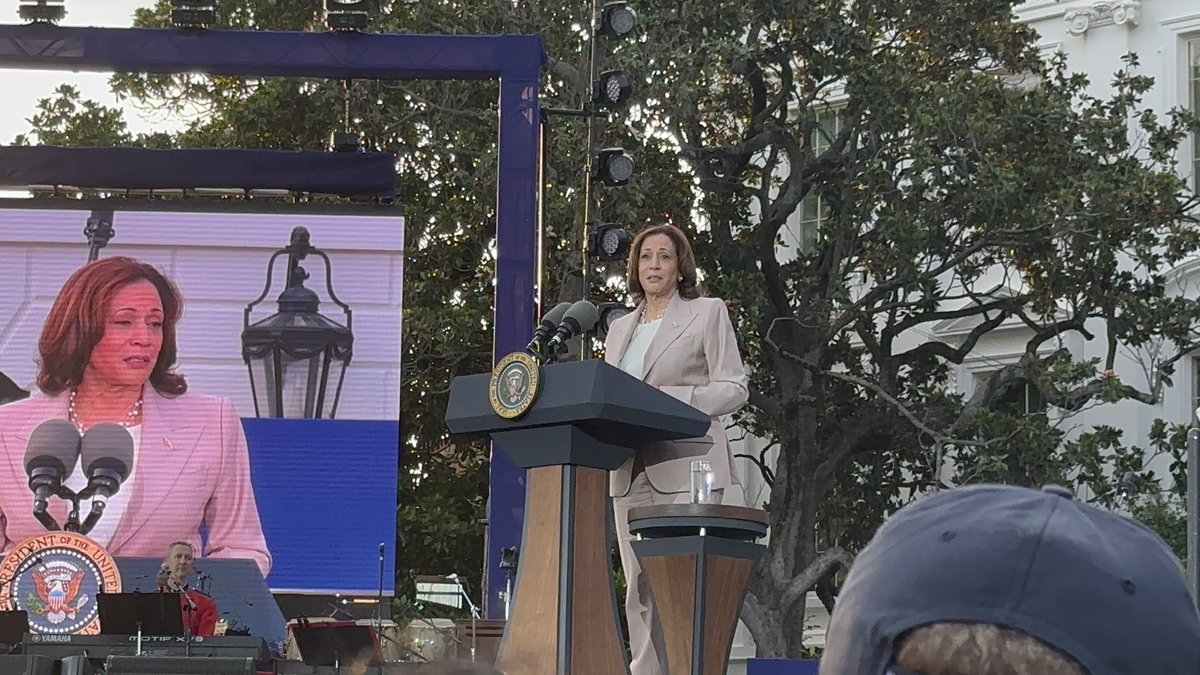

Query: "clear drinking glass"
<box><xmin>690</xmin><ymin>459</ymin><xmax>715</xmax><ymax>504</ymax></box>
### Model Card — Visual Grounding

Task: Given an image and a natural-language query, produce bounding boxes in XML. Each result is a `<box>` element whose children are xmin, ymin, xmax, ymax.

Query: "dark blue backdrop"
<box><xmin>241</xmin><ymin>419</ymin><xmax>398</xmax><ymax>595</ymax></box>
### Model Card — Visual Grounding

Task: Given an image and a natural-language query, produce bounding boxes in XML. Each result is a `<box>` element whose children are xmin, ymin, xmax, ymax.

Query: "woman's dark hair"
<box><xmin>625</xmin><ymin>224</ymin><xmax>702</xmax><ymax>302</ymax></box>
<box><xmin>37</xmin><ymin>256</ymin><xmax>187</xmax><ymax>396</ymax></box>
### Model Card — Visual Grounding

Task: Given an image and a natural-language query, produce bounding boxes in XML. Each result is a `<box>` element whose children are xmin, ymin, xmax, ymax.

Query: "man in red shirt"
<box><xmin>157</xmin><ymin>541</ymin><xmax>219</xmax><ymax>637</ymax></box>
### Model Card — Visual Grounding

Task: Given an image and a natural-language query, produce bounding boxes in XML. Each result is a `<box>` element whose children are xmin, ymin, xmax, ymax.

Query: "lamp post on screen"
<box><xmin>241</xmin><ymin>226</ymin><xmax>353</xmax><ymax>419</ymax></box>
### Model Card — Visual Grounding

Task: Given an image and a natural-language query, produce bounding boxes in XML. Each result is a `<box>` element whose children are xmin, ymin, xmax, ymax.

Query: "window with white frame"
<box><xmin>974</xmin><ymin>370</ymin><xmax>1046</xmax><ymax>415</ymax></box>
<box><xmin>1191</xmin><ymin>38</ymin><xmax>1199</xmax><ymax>192</ymax></box>
<box><xmin>792</xmin><ymin>112</ymin><xmax>843</xmax><ymax>252</ymax></box>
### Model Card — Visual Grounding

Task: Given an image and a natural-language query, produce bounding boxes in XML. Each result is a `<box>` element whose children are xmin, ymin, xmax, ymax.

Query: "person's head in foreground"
<box><xmin>821</xmin><ymin>483</ymin><xmax>1200</xmax><ymax>675</ymax></box>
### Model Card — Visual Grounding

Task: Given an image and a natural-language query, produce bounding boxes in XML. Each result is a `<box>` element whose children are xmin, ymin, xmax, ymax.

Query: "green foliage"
<box><xmin>15</xmin><ymin>0</ymin><xmax>1200</xmax><ymax>660</ymax></box>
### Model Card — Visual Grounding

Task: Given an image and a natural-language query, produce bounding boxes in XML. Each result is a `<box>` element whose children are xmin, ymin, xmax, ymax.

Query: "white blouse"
<box><xmin>64</xmin><ymin>425</ymin><xmax>141</xmax><ymax>546</ymax></box>
<box><xmin>617</xmin><ymin>318</ymin><xmax>661</xmax><ymax>380</ymax></box>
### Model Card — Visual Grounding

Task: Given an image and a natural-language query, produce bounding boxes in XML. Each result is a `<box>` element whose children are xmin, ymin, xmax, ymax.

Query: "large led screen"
<box><xmin>0</xmin><ymin>200</ymin><xmax>402</xmax><ymax>596</ymax></box>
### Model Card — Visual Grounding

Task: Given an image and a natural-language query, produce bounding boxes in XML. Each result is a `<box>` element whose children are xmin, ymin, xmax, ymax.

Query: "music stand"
<box><xmin>292</xmin><ymin>621</ymin><xmax>384</xmax><ymax>671</ymax></box>
<box><xmin>98</xmin><ymin>592</ymin><xmax>185</xmax><ymax>656</ymax></box>
<box><xmin>0</xmin><ymin>611</ymin><xmax>27</xmax><ymax>653</ymax></box>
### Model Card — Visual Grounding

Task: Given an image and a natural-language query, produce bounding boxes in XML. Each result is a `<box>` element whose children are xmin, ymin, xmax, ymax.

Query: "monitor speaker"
<box><xmin>22</xmin><ymin>654</ymin><xmax>54</xmax><ymax>675</ymax></box>
<box><xmin>60</xmin><ymin>655</ymin><xmax>98</xmax><ymax>675</ymax></box>
<box><xmin>104</xmin><ymin>656</ymin><xmax>256</xmax><ymax>675</ymax></box>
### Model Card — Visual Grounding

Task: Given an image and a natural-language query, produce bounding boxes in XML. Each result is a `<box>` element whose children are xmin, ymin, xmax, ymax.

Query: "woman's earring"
<box><xmin>678</xmin><ymin>276</ymin><xmax>683</xmax><ymax>282</ymax></box>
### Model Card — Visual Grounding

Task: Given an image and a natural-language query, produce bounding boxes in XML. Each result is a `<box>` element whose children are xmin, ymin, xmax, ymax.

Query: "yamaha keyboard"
<box><xmin>21</xmin><ymin>633</ymin><xmax>272</xmax><ymax>662</ymax></box>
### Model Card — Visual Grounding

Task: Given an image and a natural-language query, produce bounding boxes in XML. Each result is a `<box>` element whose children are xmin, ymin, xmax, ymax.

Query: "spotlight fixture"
<box><xmin>592</xmin><ymin>148</ymin><xmax>635</xmax><ymax>187</ymax></box>
<box><xmin>18</xmin><ymin>0</ymin><xmax>66</xmax><ymax>24</ymax></box>
<box><xmin>329</xmin><ymin>131</ymin><xmax>364</xmax><ymax>153</ymax></box>
<box><xmin>597</xmin><ymin>303</ymin><xmax>634</xmax><ymax>340</ymax></box>
<box><xmin>593</xmin><ymin>70</ymin><xmax>633</xmax><ymax>109</ymax></box>
<box><xmin>589</xmin><ymin>224</ymin><xmax>631</xmax><ymax>261</ymax></box>
<box><xmin>324</xmin><ymin>0</ymin><xmax>371</xmax><ymax>32</ymax></box>
<box><xmin>169</xmin><ymin>1</ymin><xmax>215</xmax><ymax>28</ymax></box>
<box><xmin>598</xmin><ymin>1</ymin><xmax>638</xmax><ymax>40</ymax></box>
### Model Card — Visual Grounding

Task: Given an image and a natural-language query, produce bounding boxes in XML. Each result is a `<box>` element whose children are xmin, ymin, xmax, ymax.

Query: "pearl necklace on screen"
<box><xmin>68</xmin><ymin>388</ymin><xmax>144</xmax><ymax>434</ymax></box>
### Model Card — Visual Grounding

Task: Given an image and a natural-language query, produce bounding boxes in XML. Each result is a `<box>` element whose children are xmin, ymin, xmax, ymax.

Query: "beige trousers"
<box><xmin>613</xmin><ymin>472</ymin><xmax>722</xmax><ymax>675</ymax></box>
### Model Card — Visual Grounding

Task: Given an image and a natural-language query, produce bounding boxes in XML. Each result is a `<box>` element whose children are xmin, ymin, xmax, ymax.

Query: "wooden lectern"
<box><xmin>629</xmin><ymin>504</ymin><xmax>769</xmax><ymax>675</ymax></box>
<box><xmin>445</xmin><ymin>359</ymin><xmax>710</xmax><ymax>675</ymax></box>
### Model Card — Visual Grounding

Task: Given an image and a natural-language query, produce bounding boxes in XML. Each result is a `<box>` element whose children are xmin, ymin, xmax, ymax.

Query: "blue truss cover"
<box><xmin>0</xmin><ymin>25</ymin><xmax>545</xmax><ymax>79</ymax></box>
<box><xmin>0</xmin><ymin>146</ymin><xmax>398</xmax><ymax>197</ymax></box>
<box><xmin>0</xmin><ymin>23</ymin><xmax>544</xmax><ymax>620</ymax></box>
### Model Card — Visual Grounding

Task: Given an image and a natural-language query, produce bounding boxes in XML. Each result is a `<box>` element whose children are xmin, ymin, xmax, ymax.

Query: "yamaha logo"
<box><xmin>0</xmin><ymin>533</ymin><xmax>122</xmax><ymax>635</ymax></box>
<box><xmin>489</xmin><ymin>352</ymin><xmax>541</xmax><ymax>419</ymax></box>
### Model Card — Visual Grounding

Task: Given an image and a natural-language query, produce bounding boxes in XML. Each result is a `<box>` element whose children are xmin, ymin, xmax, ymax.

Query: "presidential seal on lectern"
<box><xmin>0</xmin><ymin>533</ymin><xmax>122</xmax><ymax>635</ymax></box>
<box><xmin>489</xmin><ymin>352</ymin><xmax>541</xmax><ymax>419</ymax></box>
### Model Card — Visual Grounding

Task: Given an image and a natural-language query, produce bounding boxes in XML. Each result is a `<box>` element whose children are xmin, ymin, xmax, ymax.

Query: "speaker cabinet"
<box><xmin>104</xmin><ymin>656</ymin><xmax>255</xmax><ymax>675</ymax></box>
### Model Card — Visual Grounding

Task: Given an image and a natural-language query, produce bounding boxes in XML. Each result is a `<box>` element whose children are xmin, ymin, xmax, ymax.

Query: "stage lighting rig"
<box><xmin>588</xmin><ymin>224</ymin><xmax>631</xmax><ymax>261</ymax></box>
<box><xmin>170</xmin><ymin>1</ymin><xmax>215</xmax><ymax>28</ymax></box>
<box><xmin>592</xmin><ymin>148</ymin><xmax>635</xmax><ymax>187</ymax></box>
<box><xmin>593</xmin><ymin>70</ymin><xmax>633</xmax><ymax>109</ymax></box>
<box><xmin>18</xmin><ymin>0</ymin><xmax>65</xmax><ymax>24</ymax></box>
<box><xmin>324</xmin><ymin>0</ymin><xmax>371</xmax><ymax>32</ymax></box>
<box><xmin>599</xmin><ymin>1</ymin><xmax>638</xmax><ymax>40</ymax></box>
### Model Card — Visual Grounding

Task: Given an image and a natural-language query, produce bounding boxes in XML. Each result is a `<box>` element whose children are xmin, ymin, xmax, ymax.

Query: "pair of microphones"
<box><xmin>525</xmin><ymin>300</ymin><xmax>600</xmax><ymax>363</ymax></box>
<box><xmin>23</xmin><ymin>419</ymin><xmax>135</xmax><ymax>533</ymax></box>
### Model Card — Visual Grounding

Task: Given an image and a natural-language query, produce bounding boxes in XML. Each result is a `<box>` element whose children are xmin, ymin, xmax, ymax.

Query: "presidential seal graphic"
<box><xmin>489</xmin><ymin>351</ymin><xmax>541</xmax><ymax>419</ymax></box>
<box><xmin>0</xmin><ymin>533</ymin><xmax>122</xmax><ymax>635</ymax></box>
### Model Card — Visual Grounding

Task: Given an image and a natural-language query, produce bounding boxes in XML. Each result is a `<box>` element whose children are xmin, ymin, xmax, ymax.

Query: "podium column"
<box><xmin>629</xmin><ymin>504</ymin><xmax>768</xmax><ymax>675</ymax></box>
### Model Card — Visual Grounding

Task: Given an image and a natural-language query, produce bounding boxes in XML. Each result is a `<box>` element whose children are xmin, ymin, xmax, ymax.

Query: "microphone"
<box><xmin>543</xmin><ymin>300</ymin><xmax>600</xmax><ymax>362</ymax></box>
<box><xmin>156</xmin><ymin>563</ymin><xmax>170</xmax><ymax>588</ymax></box>
<box><xmin>23</xmin><ymin>420</ymin><xmax>81</xmax><ymax>517</ymax></box>
<box><xmin>79</xmin><ymin>423</ymin><xmax>135</xmax><ymax>511</ymax></box>
<box><xmin>525</xmin><ymin>302</ymin><xmax>573</xmax><ymax>357</ymax></box>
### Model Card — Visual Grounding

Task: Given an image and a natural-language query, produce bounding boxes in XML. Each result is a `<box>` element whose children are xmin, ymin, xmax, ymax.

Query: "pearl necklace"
<box><xmin>68</xmin><ymin>388</ymin><xmax>144</xmax><ymax>434</ymax></box>
<box><xmin>640</xmin><ymin>305</ymin><xmax>668</xmax><ymax>325</ymax></box>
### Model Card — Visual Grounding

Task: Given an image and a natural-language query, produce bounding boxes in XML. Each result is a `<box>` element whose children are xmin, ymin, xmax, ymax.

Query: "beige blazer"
<box><xmin>604</xmin><ymin>293</ymin><xmax>749</xmax><ymax>497</ymax></box>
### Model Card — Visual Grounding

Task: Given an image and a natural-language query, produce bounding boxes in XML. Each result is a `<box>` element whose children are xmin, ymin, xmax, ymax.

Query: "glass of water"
<box><xmin>690</xmin><ymin>459</ymin><xmax>714</xmax><ymax>504</ymax></box>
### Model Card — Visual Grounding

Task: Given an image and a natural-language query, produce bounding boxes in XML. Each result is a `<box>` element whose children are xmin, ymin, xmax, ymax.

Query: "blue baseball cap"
<box><xmin>821</xmin><ymin>484</ymin><xmax>1200</xmax><ymax>674</ymax></box>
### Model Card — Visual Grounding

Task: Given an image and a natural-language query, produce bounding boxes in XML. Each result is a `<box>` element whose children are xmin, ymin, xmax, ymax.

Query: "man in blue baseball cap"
<box><xmin>822</xmin><ymin>484</ymin><xmax>1200</xmax><ymax>674</ymax></box>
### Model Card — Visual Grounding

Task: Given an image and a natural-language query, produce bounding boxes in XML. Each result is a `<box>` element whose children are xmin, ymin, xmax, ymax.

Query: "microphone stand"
<box><xmin>84</xmin><ymin>210</ymin><xmax>115</xmax><ymax>263</ymax></box>
<box><xmin>195</xmin><ymin>571</ymin><xmax>254</xmax><ymax>607</ymax></box>
<box><xmin>450</xmin><ymin>575</ymin><xmax>480</xmax><ymax>662</ymax></box>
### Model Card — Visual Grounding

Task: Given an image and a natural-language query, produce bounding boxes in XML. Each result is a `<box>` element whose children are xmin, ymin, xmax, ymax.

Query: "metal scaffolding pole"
<box><xmin>1188</xmin><ymin>427</ymin><xmax>1200</xmax><ymax>608</ymax></box>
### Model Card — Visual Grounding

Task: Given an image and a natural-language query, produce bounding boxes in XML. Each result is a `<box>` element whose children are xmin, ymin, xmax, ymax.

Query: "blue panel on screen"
<box><xmin>242</xmin><ymin>419</ymin><xmax>398</xmax><ymax>594</ymax></box>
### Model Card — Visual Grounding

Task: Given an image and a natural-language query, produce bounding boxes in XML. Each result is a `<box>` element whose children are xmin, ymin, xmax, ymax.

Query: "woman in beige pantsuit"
<box><xmin>603</xmin><ymin>224</ymin><xmax>749</xmax><ymax>675</ymax></box>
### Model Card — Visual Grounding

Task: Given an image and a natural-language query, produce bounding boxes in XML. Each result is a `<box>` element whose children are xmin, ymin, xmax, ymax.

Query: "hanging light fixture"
<box><xmin>241</xmin><ymin>227</ymin><xmax>354</xmax><ymax>419</ymax></box>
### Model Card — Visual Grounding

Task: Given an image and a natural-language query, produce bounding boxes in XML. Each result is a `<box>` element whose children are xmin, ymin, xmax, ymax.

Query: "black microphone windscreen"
<box><xmin>23</xmin><ymin>419</ymin><xmax>81</xmax><ymax>475</ymax></box>
<box><xmin>542</xmin><ymin>301</ymin><xmax>573</xmax><ymax>327</ymax></box>
<box><xmin>80</xmin><ymin>423</ymin><xmax>135</xmax><ymax>480</ymax></box>
<box><xmin>563</xmin><ymin>300</ymin><xmax>600</xmax><ymax>334</ymax></box>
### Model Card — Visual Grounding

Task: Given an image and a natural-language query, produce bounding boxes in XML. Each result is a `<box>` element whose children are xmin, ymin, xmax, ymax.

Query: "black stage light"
<box><xmin>324</xmin><ymin>0</ymin><xmax>371</xmax><ymax>32</ymax></box>
<box><xmin>18</xmin><ymin>0</ymin><xmax>66</xmax><ymax>24</ymax></box>
<box><xmin>599</xmin><ymin>1</ymin><xmax>638</xmax><ymax>40</ymax></box>
<box><xmin>592</xmin><ymin>148</ymin><xmax>635</xmax><ymax>187</ymax></box>
<box><xmin>597</xmin><ymin>303</ymin><xmax>634</xmax><ymax>339</ymax></box>
<box><xmin>589</xmin><ymin>224</ymin><xmax>631</xmax><ymax>261</ymax></box>
<box><xmin>170</xmin><ymin>1</ymin><xmax>216</xmax><ymax>28</ymax></box>
<box><xmin>593</xmin><ymin>70</ymin><xmax>633</xmax><ymax>109</ymax></box>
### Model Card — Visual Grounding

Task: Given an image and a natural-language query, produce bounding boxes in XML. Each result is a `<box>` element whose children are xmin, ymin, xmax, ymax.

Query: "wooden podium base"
<box><xmin>630</xmin><ymin>505</ymin><xmax>768</xmax><ymax>675</ymax></box>
<box><xmin>497</xmin><ymin>465</ymin><xmax>627</xmax><ymax>675</ymax></box>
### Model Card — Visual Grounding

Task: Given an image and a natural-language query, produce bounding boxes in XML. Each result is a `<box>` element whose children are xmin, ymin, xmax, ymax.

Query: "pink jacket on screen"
<box><xmin>0</xmin><ymin>388</ymin><xmax>271</xmax><ymax>577</ymax></box>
